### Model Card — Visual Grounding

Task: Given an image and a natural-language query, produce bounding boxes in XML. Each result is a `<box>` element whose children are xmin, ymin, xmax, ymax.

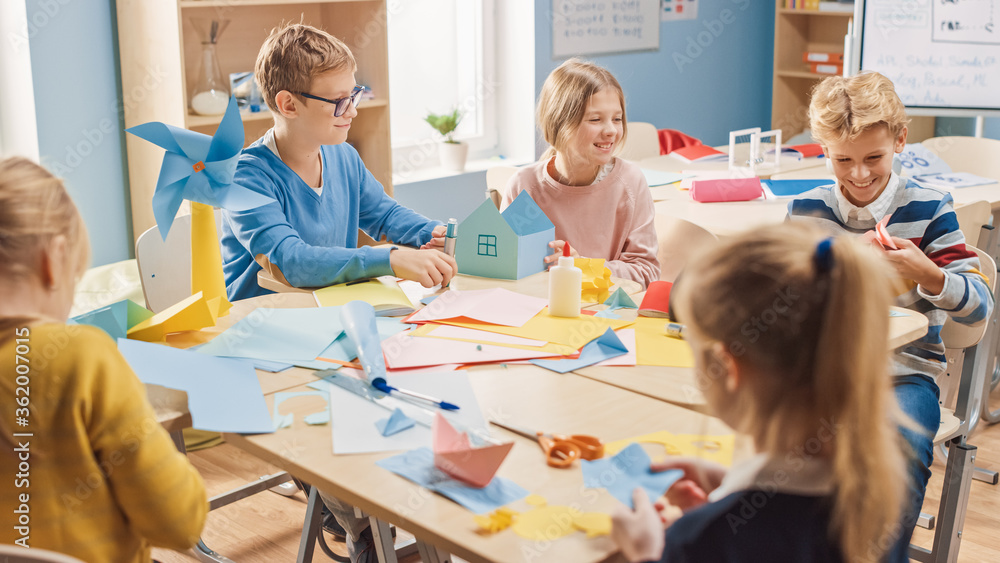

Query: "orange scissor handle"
<box><xmin>538</xmin><ymin>435</ymin><xmax>582</xmax><ymax>468</ymax></box>
<box><xmin>555</xmin><ymin>434</ymin><xmax>605</xmax><ymax>461</ymax></box>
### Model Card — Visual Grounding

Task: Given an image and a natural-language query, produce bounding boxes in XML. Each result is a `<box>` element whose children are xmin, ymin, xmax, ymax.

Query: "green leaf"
<box><xmin>424</xmin><ymin>107</ymin><xmax>463</xmax><ymax>142</ymax></box>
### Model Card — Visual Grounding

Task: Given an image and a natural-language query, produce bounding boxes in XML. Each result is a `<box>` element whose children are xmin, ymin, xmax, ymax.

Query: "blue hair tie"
<box><xmin>814</xmin><ymin>237</ymin><xmax>835</xmax><ymax>274</ymax></box>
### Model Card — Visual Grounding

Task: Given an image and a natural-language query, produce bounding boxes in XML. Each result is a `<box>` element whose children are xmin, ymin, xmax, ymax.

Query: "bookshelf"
<box><xmin>115</xmin><ymin>0</ymin><xmax>393</xmax><ymax>243</ymax></box>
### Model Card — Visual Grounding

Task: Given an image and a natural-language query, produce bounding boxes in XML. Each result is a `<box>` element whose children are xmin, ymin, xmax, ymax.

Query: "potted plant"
<box><xmin>425</xmin><ymin>108</ymin><xmax>468</xmax><ymax>172</ymax></box>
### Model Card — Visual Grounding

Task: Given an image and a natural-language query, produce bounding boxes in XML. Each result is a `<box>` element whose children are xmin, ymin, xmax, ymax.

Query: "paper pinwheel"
<box><xmin>126</xmin><ymin>96</ymin><xmax>272</xmax><ymax>239</ymax></box>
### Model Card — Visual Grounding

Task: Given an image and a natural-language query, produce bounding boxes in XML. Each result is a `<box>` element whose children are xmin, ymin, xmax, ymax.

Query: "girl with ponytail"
<box><xmin>612</xmin><ymin>222</ymin><xmax>908</xmax><ymax>562</ymax></box>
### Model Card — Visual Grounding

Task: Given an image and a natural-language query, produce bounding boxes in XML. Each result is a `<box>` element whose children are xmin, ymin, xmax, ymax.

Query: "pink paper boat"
<box><xmin>863</xmin><ymin>215</ymin><xmax>897</xmax><ymax>250</ymax></box>
<box><xmin>432</xmin><ymin>413</ymin><xmax>513</xmax><ymax>488</ymax></box>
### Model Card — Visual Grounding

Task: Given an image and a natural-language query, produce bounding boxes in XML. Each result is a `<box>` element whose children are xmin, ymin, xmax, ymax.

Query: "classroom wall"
<box><xmin>935</xmin><ymin>117</ymin><xmax>1000</xmax><ymax>141</ymax></box>
<box><xmin>26</xmin><ymin>0</ymin><xmax>132</xmax><ymax>267</ymax></box>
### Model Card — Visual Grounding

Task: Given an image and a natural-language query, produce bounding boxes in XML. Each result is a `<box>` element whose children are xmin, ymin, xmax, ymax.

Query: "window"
<box><xmin>477</xmin><ymin>234</ymin><xmax>497</xmax><ymax>257</ymax></box>
<box><xmin>387</xmin><ymin>0</ymin><xmax>496</xmax><ymax>174</ymax></box>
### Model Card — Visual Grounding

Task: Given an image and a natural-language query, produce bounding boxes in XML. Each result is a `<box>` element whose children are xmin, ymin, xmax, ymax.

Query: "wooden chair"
<box><xmin>135</xmin><ymin>213</ymin><xmax>193</xmax><ymax>313</ymax></box>
<box><xmin>654</xmin><ymin>215</ymin><xmax>719</xmax><ymax>283</ymax></box>
<box><xmin>619</xmin><ymin>121</ymin><xmax>660</xmax><ymax>162</ymax></box>
<box><xmin>485</xmin><ymin>165</ymin><xmax>518</xmax><ymax>210</ymax></box>
<box><xmin>920</xmin><ymin>136</ymin><xmax>1000</xmax><ymax>180</ymax></box>
<box><xmin>0</xmin><ymin>545</ymin><xmax>86</xmax><ymax>562</ymax></box>
<box><xmin>910</xmin><ymin>245</ymin><xmax>997</xmax><ymax>562</ymax></box>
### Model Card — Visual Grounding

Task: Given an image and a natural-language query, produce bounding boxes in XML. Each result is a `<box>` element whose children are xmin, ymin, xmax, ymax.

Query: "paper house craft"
<box><xmin>456</xmin><ymin>191</ymin><xmax>554</xmax><ymax>280</ymax></box>
<box><xmin>433</xmin><ymin>413</ymin><xmax>513</xmax><ymax>488</ymax></box>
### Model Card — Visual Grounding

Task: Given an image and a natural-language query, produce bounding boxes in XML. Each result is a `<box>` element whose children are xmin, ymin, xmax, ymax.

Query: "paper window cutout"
<box><xmin>478</xmin><ymin>234</ymin><xmax>498</xmax><ymax>257</ymax></box>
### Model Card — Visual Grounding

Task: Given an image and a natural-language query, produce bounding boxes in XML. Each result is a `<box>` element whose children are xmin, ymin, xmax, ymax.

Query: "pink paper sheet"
<box><xmin>407</xmin><ymin>288</ymin><xmax>548</xmax><ymax>327</ymax></box>
<box><xmin>382</xmin><ymin>332</ymin><xmax>562</xmax><ymax>369</ymax></box>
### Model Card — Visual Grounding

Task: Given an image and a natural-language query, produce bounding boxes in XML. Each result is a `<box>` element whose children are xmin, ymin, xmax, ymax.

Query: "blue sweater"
<box><xmin>220</xmin><ymin>141</ymin><xmax>439</xmax><ymax>301</ymax></box>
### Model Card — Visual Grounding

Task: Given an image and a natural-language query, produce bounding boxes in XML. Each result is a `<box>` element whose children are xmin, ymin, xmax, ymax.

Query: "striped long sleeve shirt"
<box><xmin>788</xmin><ymin>173</ymin><xmax>993</xmax><ymax>380</ymax></box>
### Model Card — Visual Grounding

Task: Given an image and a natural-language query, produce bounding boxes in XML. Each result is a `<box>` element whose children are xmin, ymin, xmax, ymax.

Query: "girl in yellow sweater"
<box><xmin>0</xmin><ymin>157</ymin><xmax>207</xmax><ymax>562</ymax></box>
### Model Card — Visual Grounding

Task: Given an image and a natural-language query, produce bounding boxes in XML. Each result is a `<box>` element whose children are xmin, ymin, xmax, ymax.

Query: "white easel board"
<box><xmin>552</xmin><ymin>0</ymin><xmax>660</xmax><ymax>58</ymax></box>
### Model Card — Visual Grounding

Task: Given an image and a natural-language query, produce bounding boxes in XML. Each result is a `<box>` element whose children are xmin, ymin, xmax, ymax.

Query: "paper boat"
<box><xmin>433</xmin><ymin>413</ymin><xmax>513</xmax><ymax>488</ymax></box>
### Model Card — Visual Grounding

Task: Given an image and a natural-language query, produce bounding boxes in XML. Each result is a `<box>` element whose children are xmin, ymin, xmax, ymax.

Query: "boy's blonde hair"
<box><xmin>536</xmin><ymin>58</ymin><xmax>628</xmax><ymax>160</ymax></box>
<box><xmin>0</xmin><ymin>156</ymin><xmax>90</xmax><ymax>280</ymax></box>
<box><xmin>809</xmin><ymin>71</ymin><xmax>909</xmax><ymax>147</ymax></box>
<box><xmin>674</xmin><ymin>222</ymin><xmax>907</xmax><ymax>563</ymax></box>
<box><xmin>254</xmin><ymin>23</ymin><xmax>357</xmax><ymax>113</ymax></box>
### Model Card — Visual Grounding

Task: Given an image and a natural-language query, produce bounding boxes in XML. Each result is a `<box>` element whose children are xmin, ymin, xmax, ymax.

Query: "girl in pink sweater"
<box><xmin>501</xmin><ymin>59</ymin><xmax>659</xmax><ymax>287</ymax></box>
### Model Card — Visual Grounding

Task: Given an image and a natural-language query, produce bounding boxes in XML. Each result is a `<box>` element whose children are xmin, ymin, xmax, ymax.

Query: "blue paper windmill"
<box><xmin>126</xmin><ymin>97</ymin><xmax>273</xmax><ymax>238</ymax></box>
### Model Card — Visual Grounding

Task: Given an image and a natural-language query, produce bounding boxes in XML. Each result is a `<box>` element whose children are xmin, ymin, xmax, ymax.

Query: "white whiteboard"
<box><xmin>552</xmin><ymin>0</ymin><xmax>660</xmax><ymax>58</ymax></box>
<box><xmin>859</xmin><ymin>0</ymin><xmax>1000</xmax><ymax>113</ymax></box>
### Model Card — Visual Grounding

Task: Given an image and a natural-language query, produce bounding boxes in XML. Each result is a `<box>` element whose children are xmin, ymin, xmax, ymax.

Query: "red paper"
<box><xmin>639</xmin><ymin>281</ymin><xmax>673</xmax><ymax>318</ymax></box>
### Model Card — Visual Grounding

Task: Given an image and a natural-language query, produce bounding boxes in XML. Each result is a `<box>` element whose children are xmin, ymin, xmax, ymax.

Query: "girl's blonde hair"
<box><xmin>809</xmin><ymin>71</ymin><xmax>909</xmax><ymax>147</ymax></box>
<box><xmin>536</xmin><ymin>58</ymin><xmax>628</xmax><ymax>160</ymax></box>
<box><xmin>674</xmin><ymin>222</ymin><xmax>907</xmax><ymax>563</ymax></box>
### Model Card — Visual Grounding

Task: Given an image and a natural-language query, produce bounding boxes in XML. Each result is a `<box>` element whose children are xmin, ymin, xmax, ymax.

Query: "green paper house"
<box><xmin>456</xmin><ymin>191</ymin><xmax>555</xmax><ymax>280</ymax></box>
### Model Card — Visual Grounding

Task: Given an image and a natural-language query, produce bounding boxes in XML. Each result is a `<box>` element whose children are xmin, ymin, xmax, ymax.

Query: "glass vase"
<box><xmin>189</xmin><ymin>19</ymin><xmax>231</xmax><ymax>116</ymax></box>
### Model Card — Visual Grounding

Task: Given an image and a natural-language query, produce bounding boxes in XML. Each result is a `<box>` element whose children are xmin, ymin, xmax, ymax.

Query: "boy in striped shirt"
<box><xmin>788</xmin><ymin>71</ymin><xmax>993</xmax><ymax>560</ymax></box>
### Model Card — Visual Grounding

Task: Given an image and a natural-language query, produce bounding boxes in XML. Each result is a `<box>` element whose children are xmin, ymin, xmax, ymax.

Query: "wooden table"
<box><xmin>226</xmin><ymin>365</ymin><xmax>739</xmax><ymax>563</ymax></box>
<box><xmin>639</xmin><ymin>146</ymin><xmax>827</xmax><ymax>179</ymax></box>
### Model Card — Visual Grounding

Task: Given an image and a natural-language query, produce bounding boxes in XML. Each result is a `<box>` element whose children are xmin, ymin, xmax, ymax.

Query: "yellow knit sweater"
<box><xmin>0</xmin><ymin>322</ymin><xmax>207</xmax><ymax>562</ymax></box>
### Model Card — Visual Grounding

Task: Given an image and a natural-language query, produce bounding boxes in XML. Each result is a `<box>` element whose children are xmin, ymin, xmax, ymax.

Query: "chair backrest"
<box><xmin>135</xmin><ymin>213</ymin><xmax>192</xmax><ymax>313</ymax></box>
<box><xmin>485</xmin><ymin>165</ymin><xmax>518</xmax><ymax>210</ymax></box>
<box><xmin>941</xmin><ymin>245</ymin><xmax>996</xmax><ymax>350</ymax></box>
<box><xmin>953</xmin><ymin>200</ymin><xmax>991</xmax><ymax>248</ymax></box>
<box><xmin>619</xmin><ymin>121</ymin><xmax>660</xmax><ymax>162</ymax></box>
<box><xmin>0</xmin><ymin>545</ymin><xmax>86</xmax><ymax>562</ymax></box>
<box><xmin>654</xmin><ymin>215</ymin><xmax>720</xmax><ymax>283</ymax></box>
<box><xmin>920</xmin><ymin>136</ymin><xmax>1000</xmax><ymax>180</ymax></box>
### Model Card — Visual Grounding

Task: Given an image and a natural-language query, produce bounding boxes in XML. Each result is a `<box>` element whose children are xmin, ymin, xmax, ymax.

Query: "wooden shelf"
<box><xmin>776</xmin><ymin>69</ymin><xmax>841</xmax><ymax>79</ymax></box>
<box><xmin>179</xmin><ymin>0</ymin><xmax>362</xmax><ymax>7</ymax></box>
<box><xmin>777</xmin><ymin>9</ymin><xmax>854</xmax><ymax>17</ymax></box>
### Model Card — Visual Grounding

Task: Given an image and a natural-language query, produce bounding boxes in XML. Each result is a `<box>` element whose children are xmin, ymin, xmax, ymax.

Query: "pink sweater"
<box><xmin>502</xmin><ymin>158</ymin><xmax>659</xmax><ymax>287</ymax></box>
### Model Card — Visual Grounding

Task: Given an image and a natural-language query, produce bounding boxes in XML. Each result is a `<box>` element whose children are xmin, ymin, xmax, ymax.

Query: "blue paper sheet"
<box><xmin>118</xmin><ymin>339</ymin><xmax>273</xmax><ymax>433</ymax></box>
<box><xmin>594</xmin><ymin>309</ymin><xmax>621</xmax><ymax>319</ymax></box>
<box><xmin>376</xmin><ymin>447</ymin><xmax>528</xmax><ymax>514</ymax></box>
<box><xmin>531</xmin><ymin>327</ymin><xmax>629</xmax><ymax>373</ymax></box>
<box><xmin>196</xmin><ymin>306</ymin><xmax>346</xmax><ymax>363</ymax></box>
<box><xmin>376</xmin><ymin>408</ymin><xmax>416</xmax><ymax>436</ymax></box>
<box><xmin>319</xmin><ymin>317</ymin><xmax>409</xmax><ymax>362</ymax></box>
<box><xmin>273</xmin><ymin>390</ymin><xmax>329</xmax><ymax>430</ymax></box>
<box><xmin>760</xmin><ymin>179</ymin><xmax>831</xmax><ymax>197</ymax></box>
<box><xmin>641</xmin><ymin>169</ymin><xmax>694</xmax><ymax>187</ymax></box>
<box><xmin>581</xmin><ymin>443</ymin><xmax>683</xmax><ymax>508</ymax></box>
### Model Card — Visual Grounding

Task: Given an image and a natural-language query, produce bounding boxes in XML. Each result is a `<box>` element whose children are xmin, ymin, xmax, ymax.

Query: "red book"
<box><xmin>810</xmin><ymin>62</ymin><xmax>843</xmax><ymax>75</ymax></box>
<box><xmin>783</xmin><ymin>143</ymin><xmax>824</xmax><ymax>158</ymax></box>
<box><xmin>802</xmin><ymin>51</ymin><xmax>844</xmax><ymax>64</ymax></box>
<box><xmin>669</xmin><ymin>145</ymin><xmax>727</xmax><ymax>163</ymax></box>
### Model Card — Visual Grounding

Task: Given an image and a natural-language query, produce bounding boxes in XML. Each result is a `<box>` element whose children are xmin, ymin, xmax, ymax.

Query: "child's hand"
<box><xmin>611</xmin><ymin>488</ymin><xmax>668</xmax><ymax>563</ymax></box>
<box><xmin>884</xmin><ymin>237</ymin><xmax>946</xmax><ymax>295</ymax></box>
<box><xmin>652</xmin><ymin>457</ymin><xmax>727</xmax><ymax>512</ymax></box>
<box><xmin>420</xmin><ymin>225</ymin><xmax>448</xmax><ymax>250</ymax></box>
<box><xmin>390</xmin><ymin>248</ymin><xmax>457</xmax><ymax>288</ymax></box>
<box><xmin>545</xmin><ymin>240</ymin><xmax>580</xmax><ymax>266</ymax></box>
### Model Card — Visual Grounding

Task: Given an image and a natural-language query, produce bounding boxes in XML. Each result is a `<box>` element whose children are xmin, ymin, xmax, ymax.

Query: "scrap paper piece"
<box><xmin>603</xmin><ymin>431</ymin><xmax>735</xmax><ymax>466</ymax></box>
<box><xmin>633</xmin><ymin>316</ymin><xmax>694</xmax><ymax>367</ymax></box>
<box><xmin>126</xmin><ymin>292</ymin><xmax>216</xmax><ymax>342</ymax></box>
<box><xmin>249</xmin><ymin>359</ymin><xmax>294</xmax><ymax>372</ymax></box>
<box><xmin>422</xmin><ymin>325</ymin><xmax>547</xmax><ymax>347</ymax></box>
<box><xmin>473</xmin><ymin>507</ymin><xmax>518</xmax><ymax>533</ymax></box>
<box><xmin>604</xmin><ymin>287</ymin><xmax>638</xmax><ymax>311</ymax></box>
<box><xmin>376</xmin><ymin>447</ymin><xmax>528</xmax><ymax>514</ymax></box>
<box><xmin>72</xmin><ymin>299</ymin><xmax>152</xmax><ymax>341</ymax></box>
<box><xmin>304</xmin><ymin>410</ymin><xmax>331</xmax><ymax>425</ymax></box>
<box><xmin>433</xmin><ymin>413</ymin><xmax>514</xmax><ymax>488</ymax></box>
<box><xmin>436</xmin><ymin>309</ymin><xmax>632</xmax><ymax>349</ymax></box>
<box><xmin>890</xmin><ymin>309</ymin><xmax>907</xmax><ymax>318</ymax></box>
<box><xmin>641</xmin><ymin>169</ymin><xmax>694</xmax><ymax>187</ymax></box>
<box><xmin>512</xmin><ymin>505</ymin><xmax>581</xmax><ymax>540</ymax></box>
<box><xmin>117</xmin><ymin>339</ymin><xmax>273</xmax><ymax>433</ymax></box>
<box><xmin>318</xmin><ymin>316</ymin><xmax>410</xmax><ymax>363</ymax></box>
<box><xmin>525</xmin><ymin>493</ymin><xmax>548</xmax><ymax>507</ymax></box>
<box><xmin>190</xmin><ymin>201</ymin><xmax>232</xmax><ymax>318</ymax></box>
<box><xmin>573</xmin><ymin>512</ymin><xmax>612</xmax><ymax>537</ymax></box>
<box><xmin>376</xmin><ymin>408</ymin><xmax>416</xmax><ymax>437</ymax></box>
<box><xmin>272</xmin><ymin>390</ymin><xmax>329</xmax><ymax>431</ymax></box>
<box><xmin>197</xmin><ymin>306</ymin><xmax>345</xmax><ymax>363</ymax></box>
<box><xmin>531</xmin><ymin>328</ymin><xmax>628</xmax><ymax>374</ymax></box>
<box><xmin>576</xmin><ymin>258</ymin><xmax>613</xmax><ymax>303</ymax></box>
<box><xmin>594</xmin><ymin>309</ymin><xmax>621</xmax><ymax>319</ymax></box>
<box><xmin>313</xmin><ymin>276</ymin><xmax>416</xmax><ymax>316</ymax></box>
<box><xmin>581</xmin><ymin>443</ymin><xmax>684</xmax><ymax>509</ymax></box>
<box><xmin>407</xmin><ymin>288</ymin><xmax>548</xmax><ymax>327</ymax></box>
<box><xmin>383</xmin><ymin>332</ymin><xmax>562</xmax><ymax>370</ymax></box>
<box><xmin>595</xmin><ymin>329</ymin><xmax>637</xmax><ymax>367</ymax></box>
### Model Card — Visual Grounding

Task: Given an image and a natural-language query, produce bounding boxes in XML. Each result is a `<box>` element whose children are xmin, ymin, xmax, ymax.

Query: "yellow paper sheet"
<box><xmin>632</xmin><ymin>316</ymin><xmax>695</xmax><ymax>367</ymax></box>
<box><xmin>190</xmin><ymin>202</ymin><xmax>232</xmax><ymax>317</ymax></box>
<box><xmin>314</xmin><ymin>277</ymin><xmax>415</xmax><ymax>312</ymax></box>
<box><xmin>572</xmin><ymin>512</ymin><xmax>612</xmax><ymax>538</ymax></box>
<box><xmin>575</xmin><ymin>258</ymin><xmax>612</xmax><ymax>303</ymax></box>
<box><xmin>410</xmin><ymin>324</ymin><xmax>578</xmax><ymax>356</ymax></box>
<box><xmin>511</xmin><ymin>505</ymin><xmax>582</xmax><ymax>541</ymax></box>
<box><xmin>126</xmin><ymin>292</ymin><xmax>217</xmax><ymax>342</ymax></box>
<box><xmin>433</xmin><ymin>309</ymin><xmax>633</xmax><ymax>349</ymax></box>
<box><xmin>604</xmin><ymin>431</ymin><xmax>735</xmax><ymax>466</ymax></box>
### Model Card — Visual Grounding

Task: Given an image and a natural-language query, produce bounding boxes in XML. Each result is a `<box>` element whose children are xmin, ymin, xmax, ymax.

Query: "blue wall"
<box><xmin>27</xmin><ymin>0</ymin><xmax>131</xmax><ymax>267</ymax></box>
<box><xmin>534</xmin><ymin>0</ymin><xmax>775</xmax><ymax>148</ymax></box>
<box><xmin>936</xmin><ymin>117</ymin><xmax>1000</xmax><ymax>141</ymax></box>
<box><xmin>393</xmin><ymin>171</ymin><xmax>489</xmax><ymax>224</ymax></box>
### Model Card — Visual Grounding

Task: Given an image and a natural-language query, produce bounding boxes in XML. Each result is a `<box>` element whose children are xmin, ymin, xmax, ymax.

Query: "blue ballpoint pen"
<box><xmin>371</xmin><ymin>379</ymin><xmax>460</xmax><ymax>411</ymax></box>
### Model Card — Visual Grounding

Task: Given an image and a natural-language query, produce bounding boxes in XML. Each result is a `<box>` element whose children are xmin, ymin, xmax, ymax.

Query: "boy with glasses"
<box><xmin>221</xmin><ymin>24</ymin><xmax>455</xmax><ymax>302</ymax></box>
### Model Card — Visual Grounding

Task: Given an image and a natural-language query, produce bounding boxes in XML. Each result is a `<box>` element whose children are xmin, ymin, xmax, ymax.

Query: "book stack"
<box><xmin>803</xmin><ymin>51</ymin><xmax>843</xmax><ymax>75</ymax></box>
<box><xmin>785</xmin><ymin>0</ymin><xmax>820</xmax><ymax>9</ymax></box>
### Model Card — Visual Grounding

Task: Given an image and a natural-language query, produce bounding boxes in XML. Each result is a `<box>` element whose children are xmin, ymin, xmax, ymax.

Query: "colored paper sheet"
<box><xmin>433</xmin><ymin>413</ymin><xmax>514</xmax><ymax>488</ymax></box>
<box><xmin>117</xmin><ymin>339</ymin><xmax>273</xmax><ymax>433</ymax></box>
<box><xmin>190</xmin><ymin>201</ymin><xmax>232</xmax><ymax>317</ymax></box>
<box><xmin>384</xmin><ymin>332</ymin><xmax>563</xmax><ymax>369</ymax></box>
<box><xmin>376</xmin><ymin>447</ymin><xmax>528</xmax><ymax>514</ymax></box>
<box><xmin>638</xmin><ymin>281</ymin><xmax>673</xmax><ymax>319</ymax></box>
<box><xmin>575</xmin><ymin>258</ymin><xmax>613</xmax><ymax>303</ymax></box>
<box><xmin>596</xmin><ymin>329</ymin><xmax>636</xmax><ymax>367</ymax></box>
<box><xmin>249</xmin><ymin>359</ymin><xmax>294</xmax><ymax>372</ymax></box>
<box><xmin>512</xmin><ymin>505</ymin><xmax>581</xmax><ymax>540</ymax></box>
<box><xmin>760</xmin><ymin>178</ymin><xmax>831</xmax><ymax>198</ymax></box>
<box><xmin>409</xmin><ymin>324</ymin><xmax>575</xmax><ymax>356</ymax></box>
<box><xmin>581</xmin><ymin>443</ymin><xmax>684</xmax><ymax>508</ymax></box>
<box><xmin>420</xmin><ymin>324</ymin><xmax>547</xmax><ymax>347</ymax></box>
<box><xmin>408</xmin><ymin>288</ymin><xmax>548</xmax><ymax>327</ymax></box>
<box><xmin>603</xmin><ymin>431</ymin><xmax>735</xmax><ymax>467</ymax></box>
<box><xmin>126</xmin><ymin>292</ymin><xmax>217</xmax><ymax>342</ymax></box>
<box><xmin>196</xmin><ymin>306</ymin><xmax>345</xmax><ymax>363</ymax></box>
<box><xmin>310</xmin><ymin>370</ymin><xmax>489</xmax><ymax>454</ymax></box>
<box><xmin>272</xmin><ymin>390</ymin><xmax>329</xmax><ymax>430</ymax></box>
<box><xmin>377</xmin><ymin>408</ymin><xmax>416</xmax><ymax>436</ymax></box>
<box><xmin>318</xmin><ymin>317</ymin><xmax>410</xmax><ymax>363</ymax></box>
<box><xmin>641</xmin><ymin>169</ymin><xmax>693</xmax><ymax>187</ymax></box>
<box><xmin>604</xmin><ymin>287</ymin><xmax>638</xmax><ymax>310</ymax></box>
<box><xmin>72</xmin><ymin>299</ymin><xmax>151</xmax><ymax>340</ymax></box>
<box><xmin>632</xmin><ymin>316</ymin><xmax>694</xmax><ymax>367</ymax></box>
<box><xmin>313</xmin><ymin>277</ymin><xmax>416</xmax><ymax>315</ymax></box>
<box><xmin>126</xmin><ymin>97</ymin><xmax>273</xmax><ymax>239</ymax></box>
<box><xmin>913</xmin><ymin>172</ymin><xmax>996</xmax><ymax>189</ymax></box>
<box><xmin>531</xmin><ymin>328</ymin><xmax>629</xmax><ymax>373</ymax></box>
<box><xmin>436</xmin><ymin>309</ymin><xmax>633</xmax><ymax>349</ymax></box>
<box><xmin>594</xmin><ymin>309</ymin><xmax>621</xmax><ymax>319</ymax></box>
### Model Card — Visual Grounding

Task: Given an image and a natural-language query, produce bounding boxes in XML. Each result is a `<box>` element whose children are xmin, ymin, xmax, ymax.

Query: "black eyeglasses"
<box><xmin>298</xmin><ymin>85</ymin><xmax>366</xmax><ymax>117</ymax></box>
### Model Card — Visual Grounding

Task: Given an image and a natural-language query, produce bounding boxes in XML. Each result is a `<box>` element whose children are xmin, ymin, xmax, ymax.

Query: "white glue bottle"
<box><xmin>548</xmin><ymin>243</ymin><xmax>582</xmax><ymax>318</ymax></box>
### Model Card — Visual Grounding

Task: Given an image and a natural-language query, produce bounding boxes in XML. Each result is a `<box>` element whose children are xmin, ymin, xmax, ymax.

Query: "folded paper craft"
<box><xmin>456</xmin><ymin>190</ymin><xmax>555</xmax><ymax>280</ymax></box>
<box><xmin>376</xmin><ymin>408</ymin><xmax>416</xmax><ymax>437</ymax></box>
<box><xmin>433</xmin><ymin>413</ymin><xmax>513</xmax><ymax>488</ymax></box>
<box><xmin>72</xmin><ymin>299</ymin><xmax>152</xmax><ymax>341</ymax></box>
<box><xmin>689</xmin><ymin>177</ymin><xmax>763</xmax><ymax>203</ymax></box>
<box><xmin>603</xmin><ymin>287</ymin><xmax>637</xmax><ymax>311</ymax></box>
<box><xmin>638</xmin><ymin>281</ymin><xmax>673</xmax><ymax>318</ymax></box>
<box><xmin>576</xmin><ymin>258</ymin><xmax>613</xmax><ymax>303</ymax></box>
<box><xmin>126</xmin><ymin>292</ymin><xmax>217</xmax><ymax>342</ymax></box>
<box><xmin>531</xmin><ymin>328</ymin><xmax>629</xmax><ymax>373</ymax></box>
<box><xmin>862</xmin><ymin>215</ymin><xmax>897</xmax><ymax>250</ymax></box>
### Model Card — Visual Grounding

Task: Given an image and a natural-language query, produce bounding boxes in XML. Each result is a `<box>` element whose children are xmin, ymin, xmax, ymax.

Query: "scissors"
<box><xmin>490</xmin><ymin>420</ymin><xmax>604</xmax><ymax>468</ymax></box>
